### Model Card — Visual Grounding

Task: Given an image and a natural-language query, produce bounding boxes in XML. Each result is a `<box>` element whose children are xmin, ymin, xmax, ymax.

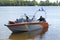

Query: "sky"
<box><xmin>35</xmin><ymin>0</ymin><xmax>60</xmax><ymax>3</ymax></box>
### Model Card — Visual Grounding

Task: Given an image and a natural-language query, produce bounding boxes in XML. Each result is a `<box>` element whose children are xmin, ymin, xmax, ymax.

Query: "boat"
<box><xmin>4</xmin><ymin>8</ymin><xmax>48</xmax><ymax>32</ymax></box>
<box><xmin>4</xmin><ymin>21</ymin><xmax>48</xmax><ymax>32</ymax></box>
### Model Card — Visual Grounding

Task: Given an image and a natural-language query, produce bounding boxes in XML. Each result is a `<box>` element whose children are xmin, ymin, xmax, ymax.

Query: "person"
<box><xmin>31</xmin><ymin>15</ymin><xmax>35</xmax><ymax>21</ymax></box>
<box><xmin>24</xmin><ymin>13</ymin><xmax>30</xmax><ymax>22</ymax></box>
<box><xmin>25</xmin><ymin>16</ymin><xmax>30</xmax><ymax>22</ymax></box>
<box><xmin>15</xmin><ymin>18</ymin><xmax>24</xmax><ymax>23</ymax></box>
<box><xmin>38</xmin><ymin>16</ymin><xmax>46</xmax><ymax>22</ymax></box>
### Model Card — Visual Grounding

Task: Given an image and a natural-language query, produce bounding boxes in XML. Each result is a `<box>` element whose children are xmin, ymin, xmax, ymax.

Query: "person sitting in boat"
<box><xmin>38</xmin><ymin>16</ymin><xmax>46</xmax><ymax>22</ymax></box>
<box><xmin>15</xmin><ymin>18</ymin><xmax>24</xmax><ymax>23</ymax></box>
<box><xmin>24</xmin><ymin>13</ymin><xmax>30</xmax><ymax>22</ymax></box>
<box><xmin>25</xmin><ymin>15</ymin><xmax>30</xmax><ymax>22</ymax></box>
<box><xmin>31</xmin><ymin>15</ymin><xmax>35</xmax><ymax>21</ymax></box>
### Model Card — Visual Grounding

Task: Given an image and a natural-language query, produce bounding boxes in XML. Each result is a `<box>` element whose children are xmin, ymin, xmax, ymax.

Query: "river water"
<box><xmin>0</xmin><ymin>6</ymin><xmax>60</xmax><ymax>40</ymax></box>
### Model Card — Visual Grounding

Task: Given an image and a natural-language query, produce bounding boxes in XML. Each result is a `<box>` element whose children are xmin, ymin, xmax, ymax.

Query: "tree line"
<box><xmin>0</xmin><ymin>0</ymin><xmax>60</xmax><ymax>6</ymax></box>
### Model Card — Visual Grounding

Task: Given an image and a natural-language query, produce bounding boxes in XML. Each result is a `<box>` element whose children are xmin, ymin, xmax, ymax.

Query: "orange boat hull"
<box><xmin>5</xmin><ymin>22</ymin><xmax>48</xmax><ymax>32</ymax></box>
<box><xmin>5</xmin><ymin>22</ymin><xmax>48</xmax><ymax>27</ymax></box>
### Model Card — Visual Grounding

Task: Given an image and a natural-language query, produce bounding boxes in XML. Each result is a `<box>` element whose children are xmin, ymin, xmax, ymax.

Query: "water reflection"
<box><xmin>39</xmin><ymin>26</ymin><xmax>48</xmax><ymax>38</ymax></box>
<box><xmin>9</xmin><ymin>26</ymin><xmax>48</xmax><ymax>40</ymax></box>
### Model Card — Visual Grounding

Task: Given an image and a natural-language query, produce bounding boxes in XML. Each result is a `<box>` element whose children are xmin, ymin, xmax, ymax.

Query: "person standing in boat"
<box><xmin>38</xmin><ymin>16</ymin><xmax>46</xmax><ymax>22</ymax></box>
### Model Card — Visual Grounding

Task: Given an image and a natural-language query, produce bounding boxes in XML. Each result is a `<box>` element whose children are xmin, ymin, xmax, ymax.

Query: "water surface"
<box><xmin>0</xmin><ymin>6</ymin><xmax>60</xmax><ymax>40</ymax></box>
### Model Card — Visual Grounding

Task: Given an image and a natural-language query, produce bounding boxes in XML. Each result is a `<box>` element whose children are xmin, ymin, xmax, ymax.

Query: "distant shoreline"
<box><xmin>0</xmin><ymin>0</ymin><xmax>59</xmax><ymax>6</ymax></box>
